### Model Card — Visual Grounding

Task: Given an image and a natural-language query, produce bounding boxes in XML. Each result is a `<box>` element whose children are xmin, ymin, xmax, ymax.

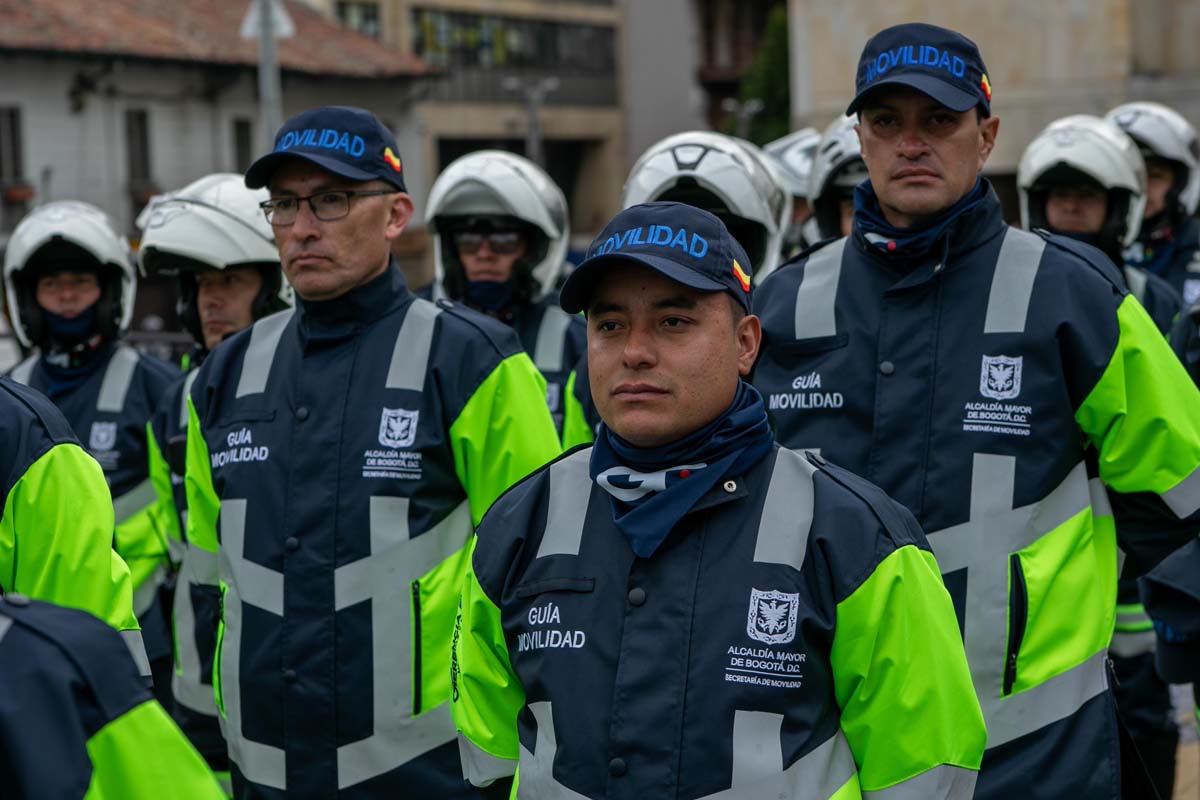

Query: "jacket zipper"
<box><xmin>411</xmin><ymin>579</ymin><xmax>422</xmax><ymax>715</ymax></box>
<box><xmin>1003</xmin><ymin>554</ymin><xmax>1028</xmax><ymax>696</ymax></box>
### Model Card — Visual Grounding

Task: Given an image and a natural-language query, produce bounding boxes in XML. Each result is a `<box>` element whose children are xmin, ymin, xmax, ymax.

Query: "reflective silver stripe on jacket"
<box><xmin>235</xmin><ymin>310</ymin><xmax>293</xmax><ymax>398</ymax></box>
<box><xmin>216</xmin><ymin>497</ymin><xmax>286</xmax><ymax>788</ymax></box>
<box><xmin>1123</xmin><ymin>266</ymin><xmax>1148</xmax><ymax>305</ymax></box>
<box><xmin>862</xmin><ymin>763</ymin><xmax>977</xmax><ymax>799</ymax></box>
<box><xmin>96</xmin><ymin>345</ymin><xmax>139</xmax><ymax>412</ymax></box>
<box><xmin>1161</xmin><ymin>464</ymin><xmax>1200</xmax><ymax>518</ymax></box>
<box><xmin>458</xmin><ymin>735</ymin><xmax>517</xmax><ymax>788</ymax></box>
<box><xmin>515</xmin><ymin>702</ymin><xmax>858</xmax><ymax>799</ymax></box>
<box><xmin>925</xmin><ymin>455</ymin><xmax>1107</xmax><ymax>748</ymax></box>
<box><xmin>536</xmin><ymin>450</ymin><xmax>593</xmax><ymax>559</ymax></box>
<box><xmin>113</xmin><ymin>477</ymin><xmax>157</xmax><ymax>525</ymax></box>
<box><xmin>131</xmin><ymin>563</ymin><xmax>168</xmax><ymax>618</ymax></box>
<box><xmin>1110</xmin><ymin>630</ymin><xmax>1157</xmax><ymax>658</ymax></box>
<box><xmin>793</xmin><ymin>238</ymin><xmax>846</xmax><ymax>339</ymax></box>
<box><xmin>122</xmin><ymin>629</ymin><xmax>152</xmax><ymax>680</ymax></box>
<box><xmin>754</xmin><ymin>448</ymin><xmax>816</xmax><ymax>573</ymax></box>
<box><xmin>333</xmin><ymin>498</ymin><xmax>469</xmax><ymax>788</ymax></box>
<box><xmin>178</xmin><ymin>369</ymin><xmax>200</xmax><ymax>431</ymax></box>
<box><xmin>0</xmin><ymin>616</ymin><xmax>11</xmax><ymax>643</ymax></box>
<box><xmin>172</xmin><ymin>543</ymin><xmax>220</xmax><ymax>715</ymax></box>
<box><xmin>8</xmin><ymin>354</ymin><xmax>37</xmax><ymax>385</ymax></box>
<box><xmin>534</xmin><ymin>306</ymin><xmax>573</xmax><ymax>374</ymax></box>
<box><xmin>386</xmin><ymin>299</ymin><xmax>442</xmax><ymax>392</ymax></box>
<box><xmin>983</xmin><ymin>228</ymin><xmax>1045</xmax><ymax>334</ymax></box>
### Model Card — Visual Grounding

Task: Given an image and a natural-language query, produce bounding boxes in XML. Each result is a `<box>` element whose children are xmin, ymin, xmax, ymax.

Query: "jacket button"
<box><xmin>283</xmin><ymin>669</ymin><xmax>297</xmax><ymax>684</ymax></box>
<box><xmin>608</xmin><ymin>758</ymin><xmax>626</xmax><ymax>777</ymax></box>
<box><xmin>4</xmin><ymin>593</ymin><xmax>29</xmax><ymax>606</ymax></box>
<box><xmin>285</xmin><ymin>537</ymin><xmax>299</xmax><ymax>551</ymax></box>
<box><xmin>723</xmin><ymin>480</ymin><xmax>737</xmax><ymax>493</ymax></box>
<box><xmin>879</xmin><ymin>361</ymin><xmax>895</xmax><ymax>376</ymax></box>
<box><xmin>296</xmin><ymin>406</ymin><xmax>310</xmax><ymax>421</ymax></box>
<box><xmin>628</xmin><ymin>588</ymin><xmax>646</xmax><ymax>607</ymax></box>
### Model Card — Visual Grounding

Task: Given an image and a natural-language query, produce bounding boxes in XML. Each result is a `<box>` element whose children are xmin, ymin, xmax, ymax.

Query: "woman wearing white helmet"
<box><xmin>426</xmin><ymin>150</ymin><xmax>594</xmax><ymax>447</ymax></box>
<box><xmin>1019</xmin><ymin>114</ymin><xmax>1184</xmax><ymax>799</ymax></box>
<box><xmin>3</xmin><ymin>200</ymin><xmax>179</xmax><ymax>708</ymax></box>
<box><xmin>136</xmin><ymin>173</ymin><xmax>291</xmax><ymax>791</ymax></box>
<box><xmin>1106</xmin><ymin>101</ymin><xmax>1200</xmax><ymax>303</ymax></box>
<box><xmin>1017</xmin><ymin>114</ymin><xmax>1182</xmax><ymax>333</ymax></box>
<box><xmin>621</xmin><ymin>131</ymin><xmax>792</xmax><ymax>285</ymax></box>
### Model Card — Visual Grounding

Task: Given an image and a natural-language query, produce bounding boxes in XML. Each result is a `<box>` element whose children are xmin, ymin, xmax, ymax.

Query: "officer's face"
<box><xmin>35</xmin><ymin>270</ymin><xmax>101</xmax><ymax>318</ymax></box>
<box><xmin>269</xmin><ymin>160</ymin><xmax>414</xmax><ymax>302</ymax></box>
<box><xmin>586</xmin><ymin>263</ymin><xmax>761</xmax><ymax>448</ymax></box>
<box><xmin>1045</xmin><ymin>184</ymin><xmax>1108</xmax><ymax>236</ymax></box>
<box><xmin>456</xmin><ymin>230</ymin><xmax>528</xmax><ymax>284</ymax></box>
<box><xmin>1144</xmin><ymin>158</ymin><xmax>1176</xmax><ymax>220</ymax></box>
<box><xmin>856</xmin><ymin>87</ymin><xmax>998</xmax><ymax>228</ymax></box>
<box><xmin>195</xmin><ymin>267</ymin><xmax>263</xmax><ymax>351</ymax></box>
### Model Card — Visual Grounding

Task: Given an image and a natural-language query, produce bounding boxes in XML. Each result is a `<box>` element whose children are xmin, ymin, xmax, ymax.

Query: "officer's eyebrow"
<box><xmin>589</xmin><ymin>294</ymin><xmax>699</xmax><ymax>316</ymax></box>
<box><xmin>268</xmin><ymin>181</ymin><xmax>355</xmax><ymax>197</ymax></box>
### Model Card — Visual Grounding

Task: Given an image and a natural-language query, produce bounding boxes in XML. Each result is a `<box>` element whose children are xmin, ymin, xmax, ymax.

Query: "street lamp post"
<box><xmin>503</xmin><ymin>76</ymin><xmax>560</xmax><ymax>168</ymax></box>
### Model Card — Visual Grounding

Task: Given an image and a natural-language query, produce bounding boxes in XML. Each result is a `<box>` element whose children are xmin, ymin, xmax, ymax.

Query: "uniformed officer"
<box><xmin>3</xmin><ymin>201</ymin><xmax>178</xmax><ymax>704</ymax></box>
<box><xmin>1017</xmin><ymin>114</ymin><xmax>1183</xmax><ymax>332</ymax></box>
<box><xmin>763</xmin><ymin>127</ymin><xmax>822</xmax><ymax>256</ymax></box>
<box><xmin>180</xmin><ymin>105</ymin><xmax>561</xmax><ymax>798</ymax></box>
<box><xmin>1105</xmin><ymin>102</ymin><xmax>1200</xmax><ymax>304</ymax></box>
<box><xmin>452</xmin><ymin>201</ymin><xmax>986</xmax><ymax>800</ymax></box>
<box><xmin>807</xmin><ymin>115</ymin><xmax>870</xmax><ymax>242</ymax></box>
<box><xmin>425</xmin><ymin>151</ymin><xmax>591</xmax><ymax>446</ymax></box>
<box><xmin>0</xmin><ymin>376</ymin><xmax>145</xmax><ymax>674</ymax></box>
<box><xmin>1018</xmin><ymin>113</ymin><xmax>1185</xmax><ymax>796</ymax></box>
<box><xmin>137</xmin><ymin>173</ymin><xmax>292</xmax><ymax>788</ymax></box>
<box><xmin>0</xmin><ymin>594</ymin><xmax>224</xmax><ymax>799</ymax></box>
<box><xmin>752</xmin><ymin>22</ymin><xmax>1200</xmax><ymax>799</ymax></box>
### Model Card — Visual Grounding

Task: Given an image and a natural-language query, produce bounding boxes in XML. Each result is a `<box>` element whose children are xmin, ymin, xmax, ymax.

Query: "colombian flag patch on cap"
<box><xmin>384</xmin><ymin>147</ymin><xmax>402</xmax><ymax>172</ymax></box>
<box><xmin>733</xmin><ymin>259</ymin><xmax>751</xmax><ymax>292</ymax></box>
<box><xmin>980</xmin><ymin>73</ymin><xmax>992</xmax><ymax>102</ymax></box>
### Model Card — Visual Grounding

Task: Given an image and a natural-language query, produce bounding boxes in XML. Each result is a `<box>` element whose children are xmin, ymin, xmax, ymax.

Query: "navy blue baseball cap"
<box><xmin>560</xmin><ymin>202</ymin><xmax>753</xmax><ymax>314</ymax></box>
<box><xmin>846</xmin><ymin>23</ymin><xmax>992</xmax><ymax>117</ymax></box>
<box><xmin>245</xmin><ymin>106</ymin><xmax>407</xmax><ymax>191</ymax></box>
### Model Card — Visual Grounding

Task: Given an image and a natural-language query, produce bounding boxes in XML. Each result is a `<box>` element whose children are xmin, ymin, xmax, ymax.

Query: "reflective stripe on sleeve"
<box><xmin>862</xmin><ymin>764</ymin><xmax>977</xmax><ymax>800</ymax></box>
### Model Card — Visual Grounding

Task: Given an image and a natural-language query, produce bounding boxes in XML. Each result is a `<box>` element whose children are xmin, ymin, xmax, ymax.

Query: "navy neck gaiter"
<box><xmin>854</xmin><ymin>178</ymin><xmax>988</xmax><ymax>262</ymax></box>
<box><xmin>589</xmin><ymin>381</ymin><xmax>775</xmax><ymax>558</ymax></box>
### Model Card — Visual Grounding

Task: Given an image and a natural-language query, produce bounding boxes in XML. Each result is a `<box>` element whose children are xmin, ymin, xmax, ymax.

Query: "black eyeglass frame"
<box><xmin>259</xmin><ymin>189</ymin><xmax>400</xmax><ymax>226</ymax></box>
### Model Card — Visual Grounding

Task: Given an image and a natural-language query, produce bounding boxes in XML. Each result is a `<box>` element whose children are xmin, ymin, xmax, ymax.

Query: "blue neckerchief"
<box><xmin>589</xmin><ymin>381</ymin><xmax>774</xmax><ymax>558</ymax></box>
<box><xmin>465</xmin><ymin>280</ymin><xmax>515</xmax><ymax>312</ymax></box>
<box><xmin>43</xmin><ymin>305</ymin><xmax>98</xmax><ymax>347</ymax></box>
<box><xmin>854</xmin><ymin>178</ymin><xmax>988</xmax><ymax>260</ymax></box>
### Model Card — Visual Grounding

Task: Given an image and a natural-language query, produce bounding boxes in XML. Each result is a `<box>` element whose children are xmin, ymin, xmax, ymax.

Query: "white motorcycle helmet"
<box><xmin>621</xmin><ymin>131</ymin><xmax>791</xmax><ymax>285</ymax></box>
<box><xmin>3</xmin><ymin>201</ymin><xmax>135</xmax><ymax>349</ymax></box>
<box><xmin>137</xmin><ymin>173</ymin><xmax>291</xmax><ymax>345</ymax></box>
<box><xmin>764</xmin><ymin>127</ymin><xmax>822</xmax><ymax>199</ymax></box>
<box><xmin>808</xmin><ymin>115</ymin><xmax>869</xmax><ymax>241</ymax></box>
<box><xmin>1017</xmin><ymin>115</ymin><xmax>1146</xmax><ymax>252</ymax></box>
<box><xmin>426</xmin><ymin>150</ymin><xmax>569</xmax><ymax>302</ymax></box>
<box><xmin>1105</xmin><ymin>101</ymin><xmax>1200</xmax><ymax>217</ymax></box>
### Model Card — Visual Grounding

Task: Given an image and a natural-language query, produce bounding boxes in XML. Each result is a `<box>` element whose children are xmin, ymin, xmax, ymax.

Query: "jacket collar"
<box><xmin>851</xmin><ymin>183</ymin><xmax>1008</xmax><ymax>290</ymax></box>
<box><xmin>295</xmin><ymin>258</ymin><xmax>411</xmax><ymax>346</ymax></box>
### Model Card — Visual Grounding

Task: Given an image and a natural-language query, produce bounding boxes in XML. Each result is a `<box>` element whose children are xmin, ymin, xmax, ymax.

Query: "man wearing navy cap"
<box><xmin>176</xmin><ymin>105</ymin><xmax>561</xmax><ymax>798</ymax></box>
<box><xmin>451</xmin><ymin>201</ymin><xmax>985</xmax><ymax>799</ymax></box>
<box><xmin>753</xmin><ymin>22</ymin><xmax>1200</xmax><ymax>800</ymax></box>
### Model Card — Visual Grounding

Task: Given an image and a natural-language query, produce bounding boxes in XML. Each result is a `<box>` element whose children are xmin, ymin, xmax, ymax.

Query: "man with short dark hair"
<box><xmin>180</xmin><ymin>106</ymin><xmax>561</xmax><ymax>798</ymax></box>
<box><xmin>752</xmin><ymin>22</ymin><xmax>1200</xmax><ymax>799</ymax></box>
<box><xmin>452</xmin><ymin>201</ymin><xmax>985</xmax><ymax>799</ymax></box>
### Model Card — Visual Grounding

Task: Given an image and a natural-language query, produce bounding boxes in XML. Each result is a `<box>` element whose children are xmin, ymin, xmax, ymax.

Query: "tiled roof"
<box><xmin>0</xmin><ymin>0</ymin><xmax>433</xmax><ymax>79</ymax></box>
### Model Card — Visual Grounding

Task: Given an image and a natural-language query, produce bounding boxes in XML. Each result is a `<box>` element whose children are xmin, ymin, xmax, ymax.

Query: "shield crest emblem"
<box><xmin>746</xmin><ymin>588</ymin><xmax>800</xmax><ymax>645</ymax></box>
<box><xmin>378</xmin><ymin>408</ymin><xmax>418</xmax><ymax>449</ymax></box>
<box><xmin>89</xmin><ymin>421</ymin><xmax>118</xmax><ymax>451</ymax></box>
<box><xmin>979</xmin><ymin>355</ymin><xmax>1023</xmax><ymax>400</ymax></box>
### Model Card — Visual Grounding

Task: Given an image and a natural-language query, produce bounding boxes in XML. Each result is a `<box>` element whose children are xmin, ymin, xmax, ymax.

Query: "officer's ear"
<box><xmin>734</xmin><ymin>308</ymin><xmax>761</xmax><ymax>377</ymax></box>
<box><xmin>977</xmin><ymin>114</ymin><xmax>1000</xmax><ymax>171</ymax></box>
<box><xmin>385</xmin><ymin>192</ymin><xmax>415</xmax><ymax>242</ymax></box>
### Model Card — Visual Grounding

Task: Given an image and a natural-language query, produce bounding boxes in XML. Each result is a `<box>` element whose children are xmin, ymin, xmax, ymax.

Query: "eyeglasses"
<box><xmin>453</xmin><ymin>230</ymin><xmax>524</xmax><ymax>255</ymax></box>
<box><xmin>260</xmin><ymin>189</ymin><xmax>399</xmax><ymax>226</ymax></box>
